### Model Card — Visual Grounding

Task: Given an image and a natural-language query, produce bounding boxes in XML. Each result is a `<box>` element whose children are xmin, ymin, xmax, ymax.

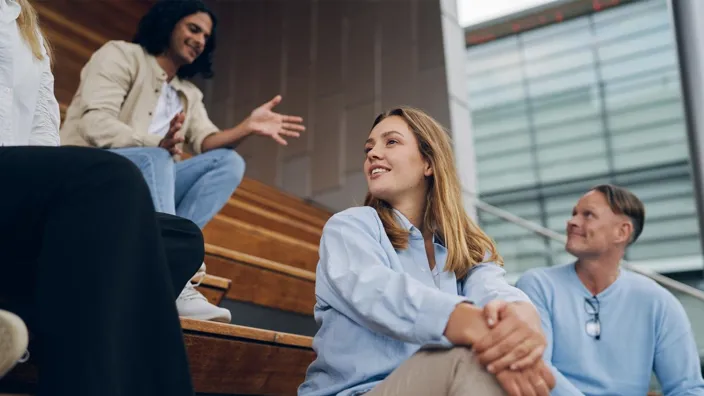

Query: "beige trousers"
<box><xmin>366</xmin><ymin>347</ymin><xmax>506</xmax><ymax>396</ymax></box>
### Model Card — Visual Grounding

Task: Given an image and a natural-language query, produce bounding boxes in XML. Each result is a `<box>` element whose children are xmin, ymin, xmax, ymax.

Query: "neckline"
<box><xmin>569</xmin><ymin>262</ymin><xmax>624</xmax><ymax>299</ymax></box>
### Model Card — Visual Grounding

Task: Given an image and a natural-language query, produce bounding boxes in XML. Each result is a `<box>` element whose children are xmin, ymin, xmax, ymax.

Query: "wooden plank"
<box><xmin>203</xmin><ymin>215</ymin><xmax>319</xmax><ymax>272</ymax></box>
<box><xmin>204</xmin><ymin>252</ymin><xmax>315</xmax><ymax>316</ymax></box>
<box><xmin>196</xmin><ymin>273</ymin><xmax>232</xmax><ymax>290</ymax></box>
<box><xmin>184</xmin><ymin>333</ymin><xmax>314</xmax><ymax>395</ymax></box>
<box><xmin>234</xmin><ymin>188</ymin><xmax>329</xmax><ymax>229</ymax></box>
<box><xmin>220</xmin><ymin>198</ymin><xmax>322</xmax><ymax>245</ymax></box>
<box><xmin>183</xmin><ymin>318</ymin><xmax>314</xmax><ymax>395</ymax></box>
<box><xmin>239</xmin><ymin>178</ymin><xmax>333</xmax><ymax>221</ymax></box>
<box><xmin>273</xmin><ymin>333</ymin><xmax>315</xmax><ymax>349</ymax></box>
<box><xmin>206</xmin><ymin>244</ymin><xmax>316</xmax><ymax>282</ymax></box>
<box><xmin>181</xmin><ymin>318</ymin><xmax>313</xmax><ymax>349</ymax></box>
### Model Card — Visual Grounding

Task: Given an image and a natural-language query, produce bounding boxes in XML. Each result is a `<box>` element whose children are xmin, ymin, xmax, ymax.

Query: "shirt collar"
<box><xmin>0</xmin><ymin>0</ymin><xmax>20</xmax><ymax>24</ymax></box>
<box><xmin>145</xmin><ymin>48</ymin><xmax>188</xmax><ymax>93</ymax></box>
<box><xmin>392</xmin><ymin>209</ymin><xmax>444</xmax><ymax>246</ymax></box>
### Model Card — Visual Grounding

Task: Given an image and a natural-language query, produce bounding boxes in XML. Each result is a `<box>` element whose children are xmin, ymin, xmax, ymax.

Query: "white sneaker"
<box><xmin>0</xmin><ymin>310</ymin><xmax>29</xmax><ymax>379</ymax></box>
<box><xmin>190</xmin><ymin>262</ymin><xmax>207</xmax><ymax>284</ymax></box>
<box><xmin>176</xmin><ymin>282</ymin><xmax>232</xmax><ymax>323</ymax></box>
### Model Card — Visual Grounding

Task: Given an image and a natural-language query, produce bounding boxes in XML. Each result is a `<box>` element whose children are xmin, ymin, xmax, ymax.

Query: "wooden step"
<box><xmin>182</xmin><ymin>318</ymin><xmax>314</xmax><ymax>395</ymax></box>
<box><xmin>203</xmin><ymin>215</ymin><xmax>319</xmax><ymax>272</ymax></box>
<box><xmin>1</xmin><ymin>319</ymin><xmax>315</xmax><ymax>396</ymax></box>
<box><xmin>220</xmin><ymin>197</ymin><xmax>322</xmax><ymax>245</ymax></box>
<box><xmin>193</xmin><ymin>273</ymin><xmax>232</xmax><ymax>306</ymax></box>
<box><xmin>234</xmin><ymin>187</ymin><xmax>329</xmax><ymax>229</ymax></box>
<box><xmin>238</xmin><ymin>178</ymin><xmax>332</xmax><ymax>223</ymax></box>
<box><xmin>204</xmin><ymin>244</ymin><xmax>316</xmax><ymax>316</ymax></box>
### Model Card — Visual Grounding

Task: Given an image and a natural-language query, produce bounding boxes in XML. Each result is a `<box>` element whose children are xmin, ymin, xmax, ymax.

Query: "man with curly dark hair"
<box><xmin>60</xmin><ymin>0</ymin><xmax>306</xmax><ymax>323</ymax></box>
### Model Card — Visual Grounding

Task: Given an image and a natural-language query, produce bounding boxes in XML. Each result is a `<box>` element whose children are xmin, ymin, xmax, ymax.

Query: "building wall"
<box><xmin>466</xmin><ymin>0</ymin><xmax>702</xmax><ymax>274</ymax></box>
<box><xmin>199</xmin><ymin>0</ymin><xmax>473</xmax><ymax>213</ymax></box>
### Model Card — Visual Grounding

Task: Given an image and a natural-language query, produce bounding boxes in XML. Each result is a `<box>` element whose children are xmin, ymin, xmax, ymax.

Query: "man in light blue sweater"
<box><xmin>516</xmin><ymin>184</ymin><xmax>704</xmax><ymax>396</ymax></box>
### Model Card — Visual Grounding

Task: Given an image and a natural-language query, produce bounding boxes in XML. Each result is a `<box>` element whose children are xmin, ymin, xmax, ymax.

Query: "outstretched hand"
<box><xmin>248</xmin><ymin>95</ymin><xmax>306</xmax><ymax>145</ymax></box>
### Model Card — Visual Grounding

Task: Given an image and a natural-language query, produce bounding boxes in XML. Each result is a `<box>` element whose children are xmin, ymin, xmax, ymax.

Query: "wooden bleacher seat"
<box><xmin>219</xmin><ymin>198</ymin><xmax>323</xmax><ymax>245</ymax></box>
<box><xmin>204</xmin><ymin>215</ymin><xmax>319</xmax><ymax>272</ymax></box>
<box><xmin>182</xmin><ymin>318</ymin><xmax>314</xmax><ymax>395</ymax></box>
<box><xmin>234</xmin><ymin>179</ymin><xmax>331</xmax><ymax>229</ymax></box>
<box><xmin>204</xmin><ymin>244</ymin><xmax>315</xmax><ymax>316</ymax></box>
<box><xmin>193</xmin><ymin>273</ymin><xmax>232</xmax><ymax>306</ymax></box>
<box><xmin>0</xmin><ymin>319</ymin><xmax>315</xmax><ymax>396</ymax></box>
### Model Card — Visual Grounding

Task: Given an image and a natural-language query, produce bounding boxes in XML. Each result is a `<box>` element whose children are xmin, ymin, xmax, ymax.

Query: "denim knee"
<box><xmin>141</xmin><ymin>147</ymin><xmax>173</xmax><ymax>166</ymax></box>
<box><xmin>214</xmin><ymin>149</ymin><xmax>246</xmax><ymax>186</ymax></box>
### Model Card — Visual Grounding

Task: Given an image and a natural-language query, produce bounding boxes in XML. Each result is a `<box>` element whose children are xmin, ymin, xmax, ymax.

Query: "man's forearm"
<box><xmin>201</xmin><ymin>117</ymin><xmax>253</xmax><ymax>152</ymax></box>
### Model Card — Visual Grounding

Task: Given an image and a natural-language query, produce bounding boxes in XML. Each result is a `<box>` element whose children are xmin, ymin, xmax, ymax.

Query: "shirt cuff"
<box><xmin>413</xmin><ymin>290</ymin><xmax>470</xmax><ymax>345</ymax></box>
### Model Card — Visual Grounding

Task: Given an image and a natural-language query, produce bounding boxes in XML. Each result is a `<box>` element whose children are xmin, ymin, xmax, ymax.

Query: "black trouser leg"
<box><xmin>156</xmin><ymin>212</ymin><xmax>204</xmax><ymax>298</ymax></box>
<box><xmin>0</xmin><ymin>146</ymin><xmax>195</xmax><ymax>396</ymax></box>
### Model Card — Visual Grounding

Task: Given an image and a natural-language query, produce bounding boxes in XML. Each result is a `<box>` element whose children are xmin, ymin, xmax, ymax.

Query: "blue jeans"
<box><xmin>110</xmin><ymin>147</ymin><xmax>245</xmax><ymax>229</ymax></box>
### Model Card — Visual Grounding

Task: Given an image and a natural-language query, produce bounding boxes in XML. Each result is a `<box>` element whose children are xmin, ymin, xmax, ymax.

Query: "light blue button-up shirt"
<box><xmin>298</xmin><ymin>206</ymin><xmax>531</xmax><ymax>396</ymax></box>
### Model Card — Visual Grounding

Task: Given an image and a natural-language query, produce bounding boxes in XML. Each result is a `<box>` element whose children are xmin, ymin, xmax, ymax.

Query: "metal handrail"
<box><xmin>467</xmin><ymin>191</ymin><xmax>704</xmax><ymax>302</ymax></box>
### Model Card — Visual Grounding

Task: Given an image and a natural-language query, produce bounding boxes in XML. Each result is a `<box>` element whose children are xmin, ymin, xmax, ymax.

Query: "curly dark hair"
<box><xmin>133</xmin><ymin>0</ymin><xmax>217</xmax><ymax>80</ymax></box>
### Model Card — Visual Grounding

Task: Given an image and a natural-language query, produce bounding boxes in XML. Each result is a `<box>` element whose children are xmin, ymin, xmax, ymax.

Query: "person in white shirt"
<box><xmin>60</xmin><ymin>0</ymin><xmax>308</xmax><ymax>323</ymax></box>
<box><xmin>0</xmin><ymin>1</ymin><xmax>203</xmax><ymax>395</ymax></box>
<box><xmin>0</xmin><ymin>0</ymin><xmax>59</xmax><ymax>146</ymax></box>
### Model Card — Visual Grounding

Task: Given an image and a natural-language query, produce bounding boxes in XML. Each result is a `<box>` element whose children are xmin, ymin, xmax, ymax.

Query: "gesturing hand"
<box><xmin>496</xmin><ymin>360</ymin><xmax>555</xmax><ymax>396</ymax></box>
<box><xmin>474</xmin><ymin>300</ymin><xmax>546</xmax><ymax>373</ymax></box>
<box><xmin>159</xmin><ymin>112</ymin><xmax>185</xmax><ymax>155</ymax></box>
<box><xmin>248</xmin><ymin>95</ymin><xmax>306</xmax><ymax>145</ymax></box>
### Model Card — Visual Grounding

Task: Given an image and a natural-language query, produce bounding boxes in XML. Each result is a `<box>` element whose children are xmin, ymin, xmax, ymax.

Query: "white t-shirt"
<box><xmin>148</xmin><ymin>81</ymin><xmax>183</xmax><ymax>137</ymax></box>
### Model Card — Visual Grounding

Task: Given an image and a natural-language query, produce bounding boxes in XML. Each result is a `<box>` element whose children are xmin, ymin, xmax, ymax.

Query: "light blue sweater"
<box><xmin>516</xmin><ymin>263</ymin><xmax>704</xmax><ymax>396</ymax></box>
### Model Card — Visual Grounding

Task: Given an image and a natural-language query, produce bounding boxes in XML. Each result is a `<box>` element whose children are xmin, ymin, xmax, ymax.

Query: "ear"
<box><xmin>615</xmin><ymin>220</ymin><xmax>633</xmax><ymax>245</ymax></box>
<box><xmin>423</xmin><ymin>159</ymin><xmax>433</xmax><ymax>177</ymax></box>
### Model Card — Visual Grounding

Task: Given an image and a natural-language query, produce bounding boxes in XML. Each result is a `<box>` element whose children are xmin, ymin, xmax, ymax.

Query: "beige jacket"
<box><xmin>60</xmin><ymin>40</ymin><xmax>219</xmax><ymax>155</ymax></box>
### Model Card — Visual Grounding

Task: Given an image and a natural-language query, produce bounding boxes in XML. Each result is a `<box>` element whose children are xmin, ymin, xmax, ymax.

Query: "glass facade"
<box><xmin>466</xmin><ymin>0</ymin><xmax>702</xmax><ymax>274</ymax></box>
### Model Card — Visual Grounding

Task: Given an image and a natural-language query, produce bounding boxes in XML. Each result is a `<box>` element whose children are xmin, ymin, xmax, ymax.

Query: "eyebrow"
<box><xmin>365</xmin><ymin>130</ymin><xmax>403</xmax><ymax>145</ymax></box>
<box><xmin>188</xmin><ymin>22</ymin><xmax>211</xmax><ymax>37</ymax></box>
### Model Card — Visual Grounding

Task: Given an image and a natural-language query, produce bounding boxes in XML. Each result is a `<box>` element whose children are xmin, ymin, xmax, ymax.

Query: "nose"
<box><xmin>366</xmin><ymin>145</ymin><xmax>382</xmax><ymax>161</ymax></box>
<box><xmin>192</xmin><ymin>34</ymin><xmax>206</xmax><ymax>50</ymax></box>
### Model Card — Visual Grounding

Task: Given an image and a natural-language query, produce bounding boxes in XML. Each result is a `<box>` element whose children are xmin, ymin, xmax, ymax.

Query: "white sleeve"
<box><xmin>28</xmin><ymin>46</ymin><xmax>60</xmax><ymax>146</ymax></box>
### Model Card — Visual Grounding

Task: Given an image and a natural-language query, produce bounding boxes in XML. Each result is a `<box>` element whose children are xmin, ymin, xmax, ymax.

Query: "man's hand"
<box><xmin>159</xmin><ymin>112</ymin><xmax>185</xmax><ymax>155</ymax></box>
<box><xmin>474</xmin><ymin>301</ymin><xmax>546</xmax><ymax>373</ymax></box>
<box><xmin>496</xmin><ymin>360</ymin><xmax>555</xmax><ymax>396</ymax></box>
<box><xmin>247</xmin><ymin>95</ymin><xmax>305</xmax><ymax>146</ymax></box>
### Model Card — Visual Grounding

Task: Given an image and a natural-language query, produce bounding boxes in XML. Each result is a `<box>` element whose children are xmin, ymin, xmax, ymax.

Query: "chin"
<box><xmin>367</xmin><ymin>186</ymin><xmax>395</xmax><ymax>204</ymax></box>
<box><xmin>565</xmin><ymin>241</ymin><xmax>582</xmax><ymax>257</ymax></box>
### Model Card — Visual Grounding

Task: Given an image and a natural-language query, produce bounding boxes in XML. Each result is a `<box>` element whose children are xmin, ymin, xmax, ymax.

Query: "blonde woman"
<box><xmin>0</xmin><ymin>1</ymin><xmax>200</xmax><ymax>395</ymax></box>
<box><xmin>299</xmin><ymin>108</ymin><xmax>555</xmax><ymax>396</ymax></box>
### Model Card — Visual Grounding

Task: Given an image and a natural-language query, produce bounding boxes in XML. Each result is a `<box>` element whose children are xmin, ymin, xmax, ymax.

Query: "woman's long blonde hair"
<box><xmin>17</xmin><ymin>0</ymin><xmax>51</xmax><ymax>63</ymax></box>
<box><xmin>364</xmin><ymin>107</ymin><xmax>502</xmax><ymax>279</ymax></box>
